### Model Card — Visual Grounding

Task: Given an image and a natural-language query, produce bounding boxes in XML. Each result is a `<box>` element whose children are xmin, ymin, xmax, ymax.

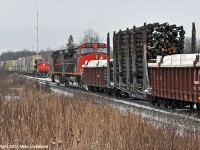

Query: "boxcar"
<box><xmin>3</xmin><ymin>60</ymin><xmax>17</xmax><ymax>71</ymax></box>
<box><xmin>25</xmin><ymin>55</ymin><xmax>42</xmax><ymax>73</ymax></box>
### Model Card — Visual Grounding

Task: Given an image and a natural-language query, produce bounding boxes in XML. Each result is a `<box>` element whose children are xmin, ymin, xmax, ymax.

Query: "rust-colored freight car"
<box><xmin>83</xmin><ymin>60</ymin><xmax>107</xmax><ymax>91</ymax></box>
<box><xmin>148</xmin><ymin>54</ymin><xmax>200</xmax><ymax>109</ymax></box>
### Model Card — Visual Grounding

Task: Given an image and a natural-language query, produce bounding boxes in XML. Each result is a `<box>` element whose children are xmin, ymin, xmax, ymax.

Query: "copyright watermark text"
<box><xmin>0</xmin><ymin>144</ymin><xmax>48</xmax><ymax>149</ymax></box>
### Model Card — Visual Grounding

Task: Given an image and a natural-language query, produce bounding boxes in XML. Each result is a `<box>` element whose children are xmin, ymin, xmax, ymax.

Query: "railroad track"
<box><xmin>21</xmin><ymin>75</ymin><xmax>200</xmax><ymax>133</ymax></box>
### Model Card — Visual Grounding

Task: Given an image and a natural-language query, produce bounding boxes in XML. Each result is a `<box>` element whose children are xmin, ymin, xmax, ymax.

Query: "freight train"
<box><xmin>0</xmin><ymin>55</ymin><xmax>50</xmax><ymax>77</ymax></box>
<box><xmin>1</xmin><ymin>21</ymin><xmax>198</xmax><ymax>112</ymax></box>
<box><xmin>51</xmin><ymin>22</ymin><xmax>200</xmax><ymax>112</ymax></box>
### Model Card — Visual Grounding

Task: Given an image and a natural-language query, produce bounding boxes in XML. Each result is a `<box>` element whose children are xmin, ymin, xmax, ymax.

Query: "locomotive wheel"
<box><xmin>52</xmin><ymin>74</ymin><xmax>55</xmax><ymax>83</ymax></box>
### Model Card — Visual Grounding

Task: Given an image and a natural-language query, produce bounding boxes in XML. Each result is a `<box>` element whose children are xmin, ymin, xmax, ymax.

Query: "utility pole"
<box><xmin>37</xmin><ymin>5</ymin><xmax>39</xmax><ymax>54</ymax></box>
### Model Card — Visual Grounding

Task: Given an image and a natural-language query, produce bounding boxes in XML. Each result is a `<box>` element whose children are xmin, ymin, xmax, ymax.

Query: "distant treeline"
<box><xmin>0</xmin><ymin>49</ymin><xmax>54</xmax><ymax>68</ymax></box>
<box><xmin>0</xmin><ymin>50</ymin><xmax>37</xmax><ymax>61</ymax></box>
<box><xmin>1</xmin><ymin>36</ymin><xmax>199</xmax><ymax>62</ymax></box>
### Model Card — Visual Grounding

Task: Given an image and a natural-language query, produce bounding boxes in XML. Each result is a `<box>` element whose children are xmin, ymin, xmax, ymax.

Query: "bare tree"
<box><xmin>184</xmin><ymin>37</ymin><xmax>200</xmax><ymax>53</ymax></box>
<box><xmin>80</xmin><ymin>28</ymin><xmax>102</xmax><ymax>44</ymax></box>
<box><xmin>184</xmin><ymin>37</ymin><xmax>191</xmax><ymax>54</ymax></box>
<box><xmin>197</xmin><ymin>38</ymin><xmax>200</xmax><ymax>53</ymax></box>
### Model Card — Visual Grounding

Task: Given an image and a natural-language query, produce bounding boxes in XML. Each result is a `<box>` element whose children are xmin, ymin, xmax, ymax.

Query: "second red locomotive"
<box><xmin>34</xmin><ymin>59</ymin><xmax>50</xmax><ymax>77</ymax></box>
<box><xmin>51</xmin><ymin>43</ymin><xmax>109</xmax><ymax>86</ymax></box>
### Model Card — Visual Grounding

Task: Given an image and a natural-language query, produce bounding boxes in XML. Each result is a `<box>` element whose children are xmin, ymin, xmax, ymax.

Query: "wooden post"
<box><xmin>126</xmin><ymin>28</ymin><xmax>130</xmax><ymax>90</ymax></box>
<box><xmin>113</xmin><ymin>31</ymin><xmax>117</xmax><ymax>88</ymax></box>
<box><xmin>142</xmin><ymin>22</ymin><xmax>150</xmax><ymax>92</ymax></box>
<box><xmin>118</xmin><ymin>30</ymin><xmax>122</xmax><ymax>89</ymax></box>
<box><xmin>107</xmin><ymin>33</ymin><xmax>111</xmax><ymax>87</ymax></box>
<box><xmin>132</xmin><ymin>26</ymin><xmax>136</xmax><ymax>89</ymax></box>
<box><xmin>191</xmin><ymin>22</ymin><xmax>196</xmax><ymax>53</ymax></box>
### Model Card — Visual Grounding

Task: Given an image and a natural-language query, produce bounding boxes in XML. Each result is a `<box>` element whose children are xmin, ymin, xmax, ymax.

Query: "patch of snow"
<box><xmin>5</xmin><ymin>96</ymin><xmax>21</xmax><ymax>101</ymax></box>
<box><xmin>50</xmin><ymin>88</ymin><xmax>73</xmax><ymax>97</ymax></box>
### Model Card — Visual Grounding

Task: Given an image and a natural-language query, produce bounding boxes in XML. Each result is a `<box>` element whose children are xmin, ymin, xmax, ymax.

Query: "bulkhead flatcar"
<box><xmin>51</xmin><ymin>43</ymin><xmax>109</xmax><ymax>86</ymax></box>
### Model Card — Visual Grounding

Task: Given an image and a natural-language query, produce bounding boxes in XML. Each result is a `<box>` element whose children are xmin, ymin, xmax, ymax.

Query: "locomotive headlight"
<box><xmin>197</xmin><ymin>96</ymin><xmax>200</xmax><ymax>101</ymax></box>
<box><xmin>96</xmin><ymin>54</ymin><xmax>98</xmax><ymax>59</ymax></box>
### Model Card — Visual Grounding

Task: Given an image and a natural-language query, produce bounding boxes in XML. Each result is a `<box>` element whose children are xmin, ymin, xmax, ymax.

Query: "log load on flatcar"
<box><xmin>51</xmin><ymin>43</ymin><xmax>109</xmax><ymax>86</ymax></box>
<box><xmin>106</xmin><ymin>22</ymin><xmax>185</xmax><ymax>99</ymax></box>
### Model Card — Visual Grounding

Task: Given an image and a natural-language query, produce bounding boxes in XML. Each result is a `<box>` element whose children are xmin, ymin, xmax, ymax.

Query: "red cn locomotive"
<box><xmin>51</xmin><ymin>43</ymin><xmax>108</xmax><ymax>86</ymax></box>
<box><xmin>34</xmin><ymin>59</ymin><xmax>50</xmax><ymax>77</ymax></box>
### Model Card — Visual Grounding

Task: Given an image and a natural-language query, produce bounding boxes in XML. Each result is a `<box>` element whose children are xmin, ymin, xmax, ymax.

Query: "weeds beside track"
<box><xmin>0</xmin><ymin>72</ymin><xmax>200</xmax><ymax>149</ymax></box>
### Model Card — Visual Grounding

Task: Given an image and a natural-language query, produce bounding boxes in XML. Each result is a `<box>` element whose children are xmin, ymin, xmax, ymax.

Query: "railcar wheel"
<box><xmin>164</xmin><ymin>99</ymin><xmax>169</xmax><ymax>109</ymax></box>
<box><xmin>150</xmin><ymin>97</ymin><xmax>156</xmax><ymax>106</ymax></box>
<box><xmin>156</xmin><ymin>98</ymin><xmax>160</xmax><ymax>107</ymax></box>
<box><xmin>171</xmin><ymin>100</ymin><xmax>175</xmax><ymax>110</ymax></box>
<box><xmin>189</xmin><ymin>103</ymin><xmax>194</xmax><ymax>109</ymax></box>
<box><xmin>196</xmin><ymin>103</ymin><xmax>200</xmax><ymax>110</ymax></box>
<box><xmin>114</xmin><ymin>89</ymin><xmax>118</xmax><ymax>97</ymax></box>
<box><xmin>119</xmin><ymin>91</ymin><xmax>122</xmax><ymax>98</ymax></box>
<box><xmin>106</xmin><ymin>88</ymin><xmax>112</xmax><ymax>96</ymax></box>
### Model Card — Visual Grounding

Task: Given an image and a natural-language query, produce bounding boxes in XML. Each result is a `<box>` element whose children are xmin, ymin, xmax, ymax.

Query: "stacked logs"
<box><xmin>146</xmin><ymin>22</ymin><xmax>185</xmax><ymax>59</ymax></box>
<box><xmin>112</xmin><ymin>22</ymin><xmax>185</xmax><ymax>90</ymax></box>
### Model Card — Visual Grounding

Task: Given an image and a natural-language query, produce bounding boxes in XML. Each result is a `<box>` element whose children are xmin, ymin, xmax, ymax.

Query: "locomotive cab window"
<box><xmin>96</xmin><ymin>48</ymin><xmax>107</xmax><ymax>54</ymax></box>
<box><xmin>81</xmin><ymin>48</ymin><xmax>94</xmax><ymax>55</ymax></box>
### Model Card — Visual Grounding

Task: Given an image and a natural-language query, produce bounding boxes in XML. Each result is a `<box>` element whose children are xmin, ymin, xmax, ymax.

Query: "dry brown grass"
<box><xmin>0</xmin><ymin>72</ymin><xmax>200</xmax><ymax>149</ymax></box>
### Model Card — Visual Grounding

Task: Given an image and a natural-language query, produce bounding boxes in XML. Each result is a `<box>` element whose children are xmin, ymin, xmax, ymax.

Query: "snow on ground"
<box><xmin>105</xmin><ymin>98</ymin><xmax>200</xmax><ymax>135</ymax></box>
<box><xmin>5</xmin><ymin>96</ymin><xmax>21</xmax><ymax>101</ymax></box>
<box><xmin>21</xmin><ymin>75</ymin><xmax>200</xmax><ymax>134</ymax></box>
<box><xmin>112</xmin><ymin>98</ymin><xmax>200</xmax><ymax>121</ymax></box>
<box><xmin>50</xmin><ymin>88</ymin><xmax>73</xmax><ymax>97</ymax></box>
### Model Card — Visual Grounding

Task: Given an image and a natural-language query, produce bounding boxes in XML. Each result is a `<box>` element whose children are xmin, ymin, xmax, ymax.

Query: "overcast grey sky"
<box><xmin>0</xmin><ymin>0</ymin><xmax>199</xmax><ymax>53</ymax></box>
